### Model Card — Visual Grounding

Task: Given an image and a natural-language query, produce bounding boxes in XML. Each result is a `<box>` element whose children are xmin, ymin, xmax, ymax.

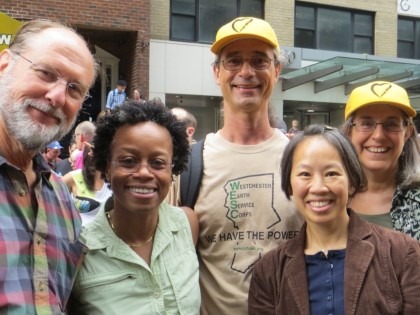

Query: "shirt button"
<box><xmin>327</xmin><ymin>295</ymin><xmax>332</xmax><ymax>301</ymax></box>
<box><xmin>154</xmin><ymin>292</ymin><xmax>161</xmax><ymax>299</ymax></box>
<box><xmin>18</xmin><ymin>189</ymin><xmax>26</xmax><ymax>196</ymax></box>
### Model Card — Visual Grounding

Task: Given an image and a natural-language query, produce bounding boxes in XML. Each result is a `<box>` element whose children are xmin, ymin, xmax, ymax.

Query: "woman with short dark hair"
<box><xmin>248</xmin><ymin>125</ymin><xmax>420</xmax><ymax>314</ymax></box>
<box><xmin>70</xmin><ymin>100</ymin><xmax>200</xmax><ymax>314</ymax></box>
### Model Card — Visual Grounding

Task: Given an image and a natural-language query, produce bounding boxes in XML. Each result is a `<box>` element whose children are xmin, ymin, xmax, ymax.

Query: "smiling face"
<box><xmin>349</xmin><ymin>104</ymin><xmax>411</xmax><ymax>177</ymax></box>
<box><xmin>107</xmin><ymin>121</ymin><xmax>173</xmax><ymax>215</ymax></box>
<box><xmin>0</xmin><ymin>27</ymin><xmax>94</xmax><ymax>150</ymax></box>
<box><xmin>290</xmin><ymin>136</ymin><xmax>350</xmax><ymax>227</ymax></box>
<box><xmin>213</xmin><ymin>38</ymin><xmax>281</xmax><ymax>114</ymax></box>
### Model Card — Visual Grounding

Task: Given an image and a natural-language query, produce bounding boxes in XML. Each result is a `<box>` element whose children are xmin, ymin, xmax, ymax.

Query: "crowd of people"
<box><xmin>0</xmin><ymin>16</ymin><xmax>419</xmax><ymax>315</ymax></box>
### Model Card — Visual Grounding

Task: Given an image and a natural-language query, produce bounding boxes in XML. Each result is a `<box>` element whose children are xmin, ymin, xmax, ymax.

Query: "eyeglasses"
<box><xmin>216</xmin><ymin>55</ymin><xmax>277</xmax><ymax>71</ymax></box>
<box><xmin>112</xmin><ymin>158</ymin><xmax>174</xmax><ymax>174</ymax></box>
<box><xmin>15</xmin><ymin>53</ymin><xmax>90</xmax><ymax>102</ymax></box>
<box><xmin>352</xmin><ymin>119</ymin><xmax>408</xmax><ymax>132</ymax></box>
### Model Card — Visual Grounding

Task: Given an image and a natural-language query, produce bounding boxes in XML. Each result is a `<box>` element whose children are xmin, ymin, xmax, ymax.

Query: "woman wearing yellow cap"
<box><xmin>342</xmin><ymin>81</ymin><xmax>420</xmax><ymax>240</ymax></box>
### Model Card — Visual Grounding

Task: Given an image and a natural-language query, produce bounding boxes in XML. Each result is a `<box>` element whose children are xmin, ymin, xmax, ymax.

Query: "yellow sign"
<box><xmin>0</xmin><ymin>12</ymin><xmax>22</xmax><ymax>52</ymax></box>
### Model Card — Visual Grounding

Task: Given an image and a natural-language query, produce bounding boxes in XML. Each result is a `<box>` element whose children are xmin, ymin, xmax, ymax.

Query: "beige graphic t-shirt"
<box><xmin>194</xmin><ymin>130</ymin><xmax>304</xmax><ymax>315</ymax></box>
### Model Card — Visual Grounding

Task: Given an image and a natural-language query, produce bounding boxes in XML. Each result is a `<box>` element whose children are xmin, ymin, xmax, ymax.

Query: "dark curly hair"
<box><xmin>92</xmin><ymin>99</ymin><xmax>190</xmax><ymax>180</ymax></box>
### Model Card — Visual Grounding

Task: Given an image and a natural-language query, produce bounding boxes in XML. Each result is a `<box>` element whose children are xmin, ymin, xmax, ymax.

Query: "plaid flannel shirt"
<box><xmin>0</xmin><ymin>153</ymin><xmax>86</xmax><ymax>315</ymax></box>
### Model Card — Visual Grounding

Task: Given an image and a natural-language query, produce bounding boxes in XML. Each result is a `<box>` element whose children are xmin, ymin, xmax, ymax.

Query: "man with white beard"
<box><xmin>0</xmin><ymin>19</ymin><xmax>97</xmax><ymax>314</ymax></box>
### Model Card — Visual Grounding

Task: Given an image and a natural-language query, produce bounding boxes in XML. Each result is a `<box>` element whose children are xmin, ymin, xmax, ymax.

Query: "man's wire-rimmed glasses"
<box><xmin>215</xmin><ymin>55</ymin><xmax>277</xmax><ymax>71</ymax></box>
<box><xmin>14</xmin><ymin>52</ymin><xmax>91</xmax><ymax>102</ymax></box>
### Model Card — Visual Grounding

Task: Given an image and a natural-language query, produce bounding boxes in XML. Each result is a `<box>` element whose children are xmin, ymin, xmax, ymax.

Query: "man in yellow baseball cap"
<box><xmin>177</xmin><ymin>17</ymin><xmax>303</xmax><ymax>315</ymax></box>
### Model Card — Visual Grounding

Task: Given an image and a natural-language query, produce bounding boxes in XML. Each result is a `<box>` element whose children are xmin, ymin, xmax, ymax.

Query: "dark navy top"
<box><xmin>305</xmin><ymin>249</ymin><xmax>346</xmax><ymax>315</ymax></box>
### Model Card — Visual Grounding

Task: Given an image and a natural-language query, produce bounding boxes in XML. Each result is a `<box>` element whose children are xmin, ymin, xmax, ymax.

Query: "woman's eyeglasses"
<box><xmin>352</xmin><ymin>119</ymin><xmax>408</xmax><ymax>132</ymax></box>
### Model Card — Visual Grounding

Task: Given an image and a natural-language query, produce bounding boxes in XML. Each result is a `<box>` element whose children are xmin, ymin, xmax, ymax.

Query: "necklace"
<box><xmin>106</xmin><ymin>211</ymin><xmax>157</xmax><ymax>248</ymax></box>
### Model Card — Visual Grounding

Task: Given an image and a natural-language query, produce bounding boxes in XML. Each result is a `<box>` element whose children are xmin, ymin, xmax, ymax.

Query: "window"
<box><xmin>398</xmin><ymin>17</ymin><xmax>420</xmax><ymax>59</ymax></box>
<box><xmin>171</xmin><ymin>0</ymin><xmax>264</xmax><ymax>43</ymax></box>
<box><xmin>295</xmin><ymin>4</ymin><xmax>373</xmax><ymax>54</ymax></box>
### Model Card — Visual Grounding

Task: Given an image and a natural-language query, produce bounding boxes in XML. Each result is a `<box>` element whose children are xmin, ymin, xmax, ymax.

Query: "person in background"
<box><xmin>171</xmin><ymin>107</ymin><xmax>197</xmax><ymax>144</ymax></box>
<box><xmin>73</xmin><ymin>120</ymin><xmax>96</xmax><ymax>170</ymax></box>
<box><xmin>177</xmin><ymin>17</ymin><xmax>303</xmax><ymax>314</ymax></box>
<box><xmin>132</xmin><ymin>88</ymin><xmax>146</xmax><ymax>105</ymax></box>
<box><xmin>106</xmin><ymin>79</ymin><xmax>127</xmax><ymax>113</ymax></box>
<box><xmin>165</xmin><ymin>107</ymin><xmax>198</xmax><ymax>205</ymax></box>
<box><xmin>268</xmin><ymin>105</ymin><xmax>288</xmax><ymax>134</ymax></box>
<box><xmin>56</xmin><ymin>139</ymin><xmax>77</xmax><ymax>176</ymax></box>
<box><xmin>341</xmin><ymin>81</ymin><xmax>420</xmax><ymax>240</ymax></box>
<box><xmin>278</xmin><ymin>120</ymin><xmax>288</xmax><ymax>134</ymax></box>
<box><xmin>0</xmin><ymin>18</ymin><xmax>97</xmax><ymax>313</ymax></box>
<box><xmin>69</xmin><ymin>100</ymin><xmax>200</xmax><ymax>314</ymax></box>
<box><xmin>248</xmin><ymin>125</ymin><xmax>420</xmax><ymax>314</ymax></box>
<box><xmin>69</xmin><ymin>148</ymin><xmax>81</xmax><ymax>171</ymax></box>
<box><xmin>62</xmin><ymin>143</ymin><xmax>112</xmax><ymax>225</ymax></box>
<box><xmin>42</xmin><ymin>140</ymin><xmax>63</xmax><ymax>171</ymax></box>
<box><xmin>286</xmin><ymin>119</ymin><xmax>300</xmax><ymax>139</ymax></box>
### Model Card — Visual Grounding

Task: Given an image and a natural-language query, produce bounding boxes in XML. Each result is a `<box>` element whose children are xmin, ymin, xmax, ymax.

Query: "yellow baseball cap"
<box><xmin>210</xmin><ymin>17</ymin><xmax>279</xmax><ymax>54</ymax></box>
<box><xmin>345</xmin><ymin>81</ymin><xmax>416</xmax><ymax>120</ymax></box>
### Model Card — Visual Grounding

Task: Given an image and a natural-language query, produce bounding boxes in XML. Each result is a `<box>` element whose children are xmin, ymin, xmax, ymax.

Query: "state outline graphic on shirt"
<box><xmin>223</xmin><ymin>173</ymin><xmax>281</xmax><ymax>273</ymax></box>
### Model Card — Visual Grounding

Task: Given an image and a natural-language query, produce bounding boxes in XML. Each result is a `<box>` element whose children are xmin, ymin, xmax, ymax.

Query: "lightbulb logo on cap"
<box><xmin>371</xmin><ymin>82</ymin><xmax>392</xmax><ymax>98</ymax></box>
<box><xmin>232</xmin><ymin>17</ymin><xmax>253</xmax><ymax>33</ymax></box>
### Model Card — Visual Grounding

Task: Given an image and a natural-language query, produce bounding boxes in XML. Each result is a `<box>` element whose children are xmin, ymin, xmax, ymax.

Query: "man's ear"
<box><xmin>213</xmin><ymin>63</ymin><xmax>221</xmax><ymax>86</ymax></box>
<box><xmin>0</xmin><ymin>49</ymin><xmax>12</xmax><ymax>75</ymax></box>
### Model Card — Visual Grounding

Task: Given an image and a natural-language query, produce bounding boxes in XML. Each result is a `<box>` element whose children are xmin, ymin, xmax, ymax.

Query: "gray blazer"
<box><xmin>248</xmin><ymin>210</ymin><xmax>420</xmax><ymax>315</ymax></box>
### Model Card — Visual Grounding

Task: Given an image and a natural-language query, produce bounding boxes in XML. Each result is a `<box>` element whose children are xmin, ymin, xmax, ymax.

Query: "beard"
<box><xmin>0</xmin><ymin>69</ymin><xmax>77</xmax><ymax>151</ymax></box>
